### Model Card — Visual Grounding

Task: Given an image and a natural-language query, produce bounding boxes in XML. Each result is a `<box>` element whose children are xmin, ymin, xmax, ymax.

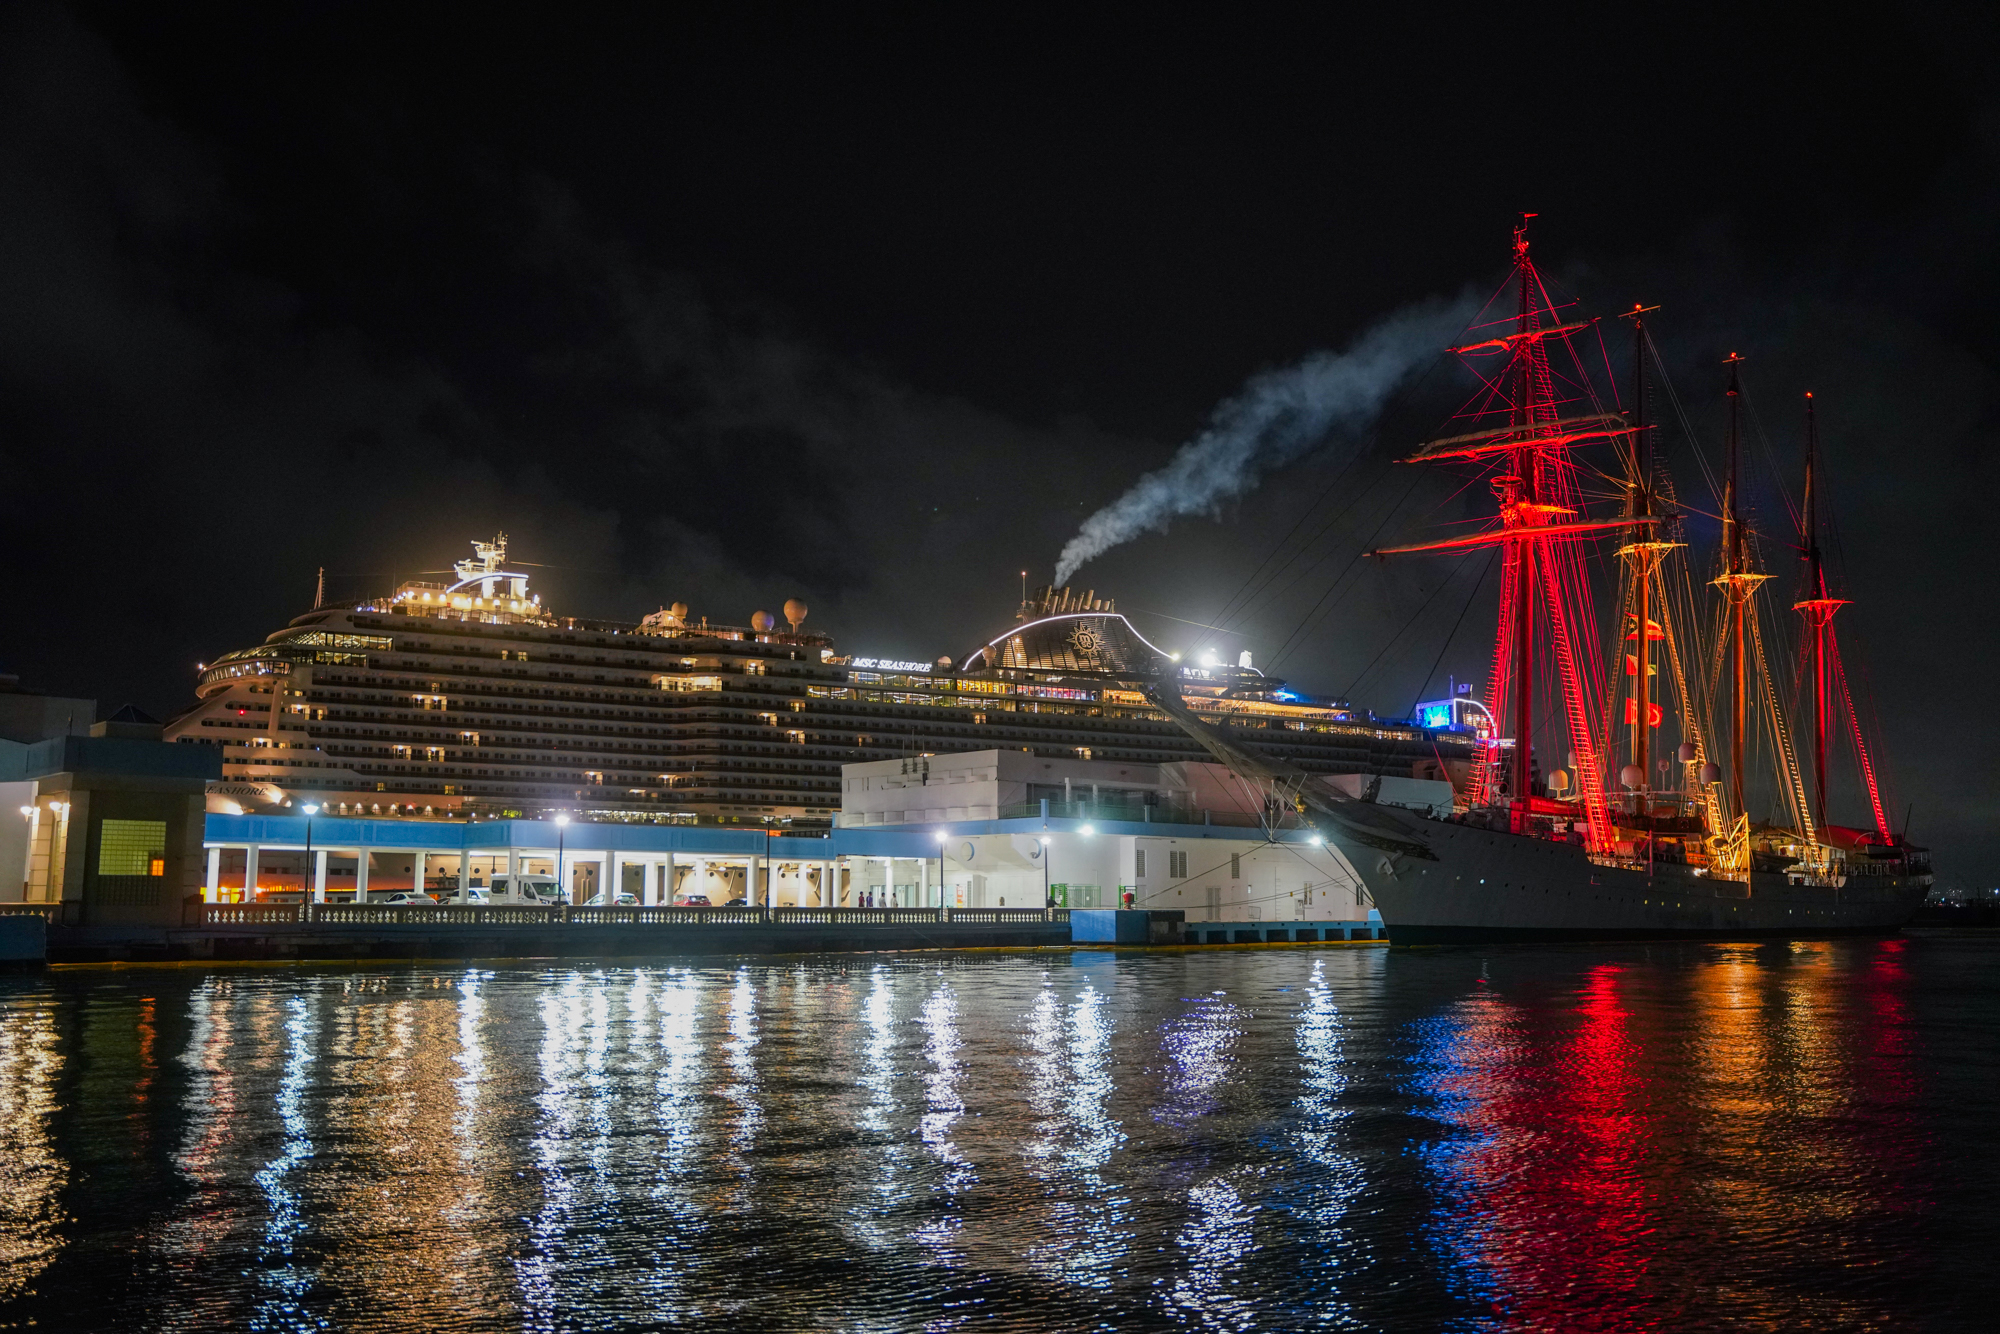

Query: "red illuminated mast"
<box><xmin>1506</xmin><ymin>220</ymin><xmax>1539</xmax><ymax>813</ymax></box>
<box><xmin>1788</xmin><ymin>395</ymin><xmax>1891</xmax><ymax>840</ymax></box>
<box><xmin>1792</xmin><ymin>394</ymin><xmax>1844</xmax><ymax>829</ymax></box>
<box><xmin>1371</xmin><ymin>219</ymin><xmax>1661</xmax><ymax>851</ymax></box>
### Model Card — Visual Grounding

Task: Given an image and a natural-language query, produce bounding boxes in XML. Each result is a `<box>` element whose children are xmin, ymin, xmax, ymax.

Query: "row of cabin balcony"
<box><xmin>215</xmin><ymin>698</ymin><xmax>1412</xmax><ymax>760</ymax></box>
<box><xmin>351</xmin><ymin>604</ymin><xmax>835</xmax><ymax>649</ymax></box>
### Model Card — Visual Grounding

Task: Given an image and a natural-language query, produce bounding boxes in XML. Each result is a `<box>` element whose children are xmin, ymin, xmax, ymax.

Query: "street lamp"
<box><xmin>301</xmin><ymin>803</ymin><xmax>319</xmax><ymax>900</ymax></box>
<box><xmin>554</xmin><ymin>813</ymin><xmax>571</xmax><ymax>904</ymax></box>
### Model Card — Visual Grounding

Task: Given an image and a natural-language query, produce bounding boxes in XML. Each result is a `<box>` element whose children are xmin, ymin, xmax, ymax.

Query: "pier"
<box><xmin>3</xmin><ymin>808</ymin><xmax>1383</xmax><ymax>962</ymax></box>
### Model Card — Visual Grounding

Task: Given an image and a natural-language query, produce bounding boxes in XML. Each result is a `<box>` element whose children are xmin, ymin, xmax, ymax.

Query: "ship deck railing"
<box><xmin>992</xmin><ymin>801</ymin><xmax>1271</xmax><ymax>827</ymax></box>
<box><xmin>187</xmin><ymin>903</ymin><xmax>1069</xmax><ymax>929</ymax></box>
<box><xmin>1586</xmin><ymin>854</ymin><xmax>1753</xmax><ymax>892</ymax></box>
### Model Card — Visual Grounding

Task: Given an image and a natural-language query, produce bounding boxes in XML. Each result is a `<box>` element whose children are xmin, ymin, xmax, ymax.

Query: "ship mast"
<box><xmin>1712</xmin><ymin>355</ymin><xmax>1770</xmax><ymax>824</ymax></box>
<box><xmin>1508</xmin><ymin>222</ymin><xmax>1538</xmax><ymax>813</ymax></box>
<box><xmin>1370</xmin><ymin>219</ymin><xmax>1665</xmax><ymax>853</ymax></box>
<box><xmin>1617</xmin><ymin>304</ymin><xmax>1667</xmax><ymax>812</ymax></box>
<box><xmin>1793</xmin><ymin>393</ymin><xmax>1847</xmax><ymax>830</ymax></box>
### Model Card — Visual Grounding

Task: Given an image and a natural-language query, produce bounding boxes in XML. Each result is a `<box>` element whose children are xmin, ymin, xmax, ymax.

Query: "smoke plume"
<box><xmin>1053</xmin><ymin>292</ymin><xmax>1475</xmax><ymax>585</ymax></box>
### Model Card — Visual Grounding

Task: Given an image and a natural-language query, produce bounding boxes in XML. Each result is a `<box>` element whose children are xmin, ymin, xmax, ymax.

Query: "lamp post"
<box><xmin>301</xmin><ymin>803</ymin><xmax>319</xmax><ymax>901</ymax></box>
<box><xmin>554</xmin><ymin>813</ymin><xmax>571</xmax><ymax>904</ymax></box>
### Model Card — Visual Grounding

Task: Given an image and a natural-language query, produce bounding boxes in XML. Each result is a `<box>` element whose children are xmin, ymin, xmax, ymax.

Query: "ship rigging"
<box><xmin>1145</xmin><ymin>218</ymin><xmax>1929</xmax><ymax>940</ymax></box>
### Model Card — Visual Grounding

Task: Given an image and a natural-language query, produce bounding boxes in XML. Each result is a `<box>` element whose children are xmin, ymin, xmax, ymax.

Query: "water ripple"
<box><xmin>0</xmin><ymin>939</ymin><xmax>1989</xmax><ymax>1331</ymax></box>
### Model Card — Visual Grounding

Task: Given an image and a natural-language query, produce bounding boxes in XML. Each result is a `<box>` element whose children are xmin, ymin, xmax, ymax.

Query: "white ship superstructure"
<box><xmin>168</xmin><ymin>536</ymin><xmax>1474</xmax><ymax>825</ymax></box>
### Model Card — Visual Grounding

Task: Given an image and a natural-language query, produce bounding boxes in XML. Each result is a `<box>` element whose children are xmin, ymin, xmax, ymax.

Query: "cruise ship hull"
<box><xmin>1329</xmin><ymin>815</ymin><xmax>1931</xmax><ymax>946</ymax></box>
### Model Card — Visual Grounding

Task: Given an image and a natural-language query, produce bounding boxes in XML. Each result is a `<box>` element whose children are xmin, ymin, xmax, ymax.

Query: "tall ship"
<box><xmin>1151</xmin><ymin>221</ymin><xmax>1930</xmax><ymax>941</ymax></box>
<box><xmin>167</xmin><ymin>536</ymin><xmax>1472</xmax><ymax>825</ymax></box>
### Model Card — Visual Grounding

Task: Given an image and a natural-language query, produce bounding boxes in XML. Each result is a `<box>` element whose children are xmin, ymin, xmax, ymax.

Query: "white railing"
<box><xmin>194</xmin><ymin>904</ymin><xmax>1070</xmax><ymax>929</ymax></box>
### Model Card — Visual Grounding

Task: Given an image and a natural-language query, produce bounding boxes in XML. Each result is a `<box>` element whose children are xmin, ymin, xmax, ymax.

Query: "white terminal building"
<box><xmin>842</xmin><ymin>748</ymin><xmax>1448</xmax><ymax>921</ymax></box>
<box><xmin>185</xmin><ymin>746</ymin><xmax>1448</xmax><ymax>942</ymax></box>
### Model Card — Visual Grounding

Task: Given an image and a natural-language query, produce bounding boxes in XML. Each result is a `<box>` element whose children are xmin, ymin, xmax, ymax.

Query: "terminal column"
<box><xmin>457</xmin><ymin>851</ymin><xmax>470</xmax><ymax>898</ymax></box>
<box><xmin>663</xmin><ymin>852</ymin><xmax>677</xmax><ymax>905</ymax></box>
<box><xmin>411</xmin><ymin>851</ymin><xmax>426</xmax><ymax>898</ymax></box>
<box><xmin>747</xmin><ymin>854</ymin><xmax>762</xmax><ymax>909</ymax></box>
<box><xmin>354</xmin><ymin>850</ymin><xmax>369</xmax><ymax>901</ymax></box>
<box><xmin>312</xmin><ymin>850</ymin><xmax>328</xmax><ymax>902</ymax></box>
<box><xmin>243</xmin><ymin>845</ymin><xmax>259</xmax><ymax>902</ymax></box>
<box><xmin>205</xmin><ymin>847</ymin><xmax>221</xmax><ymax>903</ymax></box>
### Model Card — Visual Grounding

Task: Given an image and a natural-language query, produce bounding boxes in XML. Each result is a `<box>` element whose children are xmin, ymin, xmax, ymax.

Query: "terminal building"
<box><xmin>165</xmin><ymin>534</ymin><xmax>1475</xmax><ymax>828</ymax></box>
<box><xmin>184</xmin><ymin>747</ymin><xmax>1435</xmax><ymax>935</ymax></box>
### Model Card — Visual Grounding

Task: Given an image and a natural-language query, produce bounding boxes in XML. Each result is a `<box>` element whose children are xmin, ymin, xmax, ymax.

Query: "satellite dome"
<box><xmin>669</xmin><ymin>601</ymin><xmax>689</xmax><ymax>621</ymax></box>
<box><xmin>751</xmin><ymin>610</ymin><xmax>776</xmax><ymax>632</ymax></box>
<box><xmin>1619</xmin><ymin>764</ymin><xmax>1645</xmax><ymax>790</ymax></box>
<box><xmin>783</xmin><ymin>598</ymin><xmax>808</xmax><ymax>629</ymax></box>
<box><xmin>1548</xmin><ymin>768</ymin><xmax>1570</xmax><ymax>792</ymax></box>
<box><xmin>1699</xmin><ymin>761</ymin><xmax>1722</xmax><ymax>785</ymax></box>
<box><xmin>1677</xmin><ymin>741</ymin><xmax>1698</xmax><ymax>764</ymax></box>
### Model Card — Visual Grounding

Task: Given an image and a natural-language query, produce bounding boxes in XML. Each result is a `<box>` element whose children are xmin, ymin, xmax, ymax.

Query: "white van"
<box><xmin>480</xmin><ymin>875</ymin><xmax>566</xmax><ymax>906</ymax></box>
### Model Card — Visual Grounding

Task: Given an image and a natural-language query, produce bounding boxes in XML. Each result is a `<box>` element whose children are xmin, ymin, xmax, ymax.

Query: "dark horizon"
<box><xmin>1</xmin><ymin>5</ymin><xmax>1994</xmax><ymax>880</ymax></box>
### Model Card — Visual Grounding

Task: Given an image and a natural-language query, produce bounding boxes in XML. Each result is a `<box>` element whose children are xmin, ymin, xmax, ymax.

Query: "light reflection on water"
<box><xmin>0</xmin><ymin>939</ymin><xmax>1994</xmax><ymax>1332</ymax></box>
<box><xmin>0</xmin><ymin>992</ymin><xmax>62</xmax><ymax>1304</ymax></box>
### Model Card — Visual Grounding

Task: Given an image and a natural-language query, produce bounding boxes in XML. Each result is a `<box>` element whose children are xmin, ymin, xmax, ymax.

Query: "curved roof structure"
<box><xmin>960</xmin><ymin>612</ymin><xmax>1171</xmax><ymax>678</ymax></box>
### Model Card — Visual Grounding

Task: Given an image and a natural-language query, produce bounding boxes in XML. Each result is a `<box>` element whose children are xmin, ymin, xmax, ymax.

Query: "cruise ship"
<box><xmin>167</xmin><ymin>534</ymin><xmax>1475</xmax><ymax>824</ymax></box>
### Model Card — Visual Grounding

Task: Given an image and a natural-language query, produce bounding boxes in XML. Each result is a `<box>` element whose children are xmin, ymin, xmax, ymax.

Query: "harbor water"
<box><xmin>1</xmin><ymin>937</ymin><xmax>1994</xmax><ymax>1331</ymax></box>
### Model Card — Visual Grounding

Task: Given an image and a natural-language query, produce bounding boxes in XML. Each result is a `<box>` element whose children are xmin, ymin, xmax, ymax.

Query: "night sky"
<box><xmin>2</xmin><ymin>6</ymin><xmax>1994</xmax><ymax>880</ymax></box>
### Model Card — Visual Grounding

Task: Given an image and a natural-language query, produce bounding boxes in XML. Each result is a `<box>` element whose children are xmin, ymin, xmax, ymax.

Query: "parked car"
<box><xmin>442</xmin><ymin>888</ymin><xmax>490</xmax><ymax>905</ymax></box>
<box><xmin>584</xmin><ymin>890</ymin><xmax>638</xmax><ymax>906</ymax></box>
<box><xmin>380</xmin><ymin>892</ymin><xmax>437</xmax><ymax>905</ymax></box>
<box><xmin>723</xmin><ymin>897</ymin><xmax>747</xmax><ymax>906</ymax></box>
<box><xmin>674</xmin><ymin>895</ymin><xmax>711</xmax><ymax>907</ymax></box>
<box><xmin>482</xmin><ymin>875</ymin><xmax>565</xmax><ymax>906</ymax></box>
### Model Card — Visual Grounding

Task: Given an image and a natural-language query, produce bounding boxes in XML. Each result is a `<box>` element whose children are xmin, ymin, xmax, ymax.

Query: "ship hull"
<box><xmin>1329</xmin><ymin>815</ymin><xmax>1930</xmax><ymax>946</ymax></box>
